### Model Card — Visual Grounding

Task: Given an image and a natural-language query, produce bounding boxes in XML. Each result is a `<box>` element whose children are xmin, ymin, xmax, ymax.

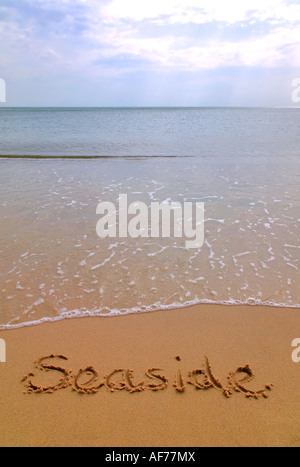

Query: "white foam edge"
<box><xmin>1</xmin><ymin>297</ymin><xmax>299</xmax><ymax>330</ymax></box>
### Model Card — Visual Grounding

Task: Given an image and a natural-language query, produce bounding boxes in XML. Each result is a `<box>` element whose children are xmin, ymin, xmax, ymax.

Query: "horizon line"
<box><xmin>1</xmin><ymin>105</ymin><xmax>300</xmax><ymax>109</ymax></box>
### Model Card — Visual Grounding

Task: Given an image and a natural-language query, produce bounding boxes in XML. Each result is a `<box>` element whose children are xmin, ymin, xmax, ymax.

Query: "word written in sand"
<box><xmin>21</xmin><ymin>355</ymin><xmax>273</xmax><ymax>399</ymax></box>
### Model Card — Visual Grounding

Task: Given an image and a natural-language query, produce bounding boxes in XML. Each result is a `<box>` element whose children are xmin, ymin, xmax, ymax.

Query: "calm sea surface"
<box><xmin>0</xmin><ymin>108</ymin><xmax>299</xmax><ymax>328</ymax></box>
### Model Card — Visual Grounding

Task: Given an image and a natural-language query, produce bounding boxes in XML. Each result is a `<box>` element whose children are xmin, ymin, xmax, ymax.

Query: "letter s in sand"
<box><xmin>22</xmin><ymin>355</ymin><xmax>71</xmax><ymax>393</ymax></box>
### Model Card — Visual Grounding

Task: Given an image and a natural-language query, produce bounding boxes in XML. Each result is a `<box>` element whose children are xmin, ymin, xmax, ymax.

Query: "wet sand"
<box><xmin>0</xmin><ymin>304</ymin><xmax>299</xmax><ymax>447</ymax></box>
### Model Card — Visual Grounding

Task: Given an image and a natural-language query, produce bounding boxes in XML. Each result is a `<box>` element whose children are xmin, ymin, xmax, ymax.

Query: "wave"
<box><xmin>1</xmin><ymin>297</ymin><xmax>299</xmax><ymax>330</ymax></box>
<box><xmin>0</xmin><ymin>155</ymin><xmax>193</xmax><ymax>160</ymax></box>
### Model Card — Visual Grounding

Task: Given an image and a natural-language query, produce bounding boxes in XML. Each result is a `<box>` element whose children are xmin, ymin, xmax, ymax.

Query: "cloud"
<box><xmin>87</xmin><ymin>0</ymin><xmax>300</xmax><ymax>71</ymax></box>
<box><xmin>1</xmin><ymin>0</ymin><xmax>300</xmax><ymax>70</ymax></box>
<box><xmin>0</xmin><ymin>0</ymin><xmax>300</xmax><ymax>105</ymax></box>
<box><xmin>101</xmin><ymin>0</ymin><xmax>300</xmax><ymax>24</ymax></box>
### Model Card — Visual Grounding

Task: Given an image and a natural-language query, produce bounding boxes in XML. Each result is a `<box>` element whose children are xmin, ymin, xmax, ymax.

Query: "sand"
<box><xmin>0</xmin><ymin>304</ymin><xmax>299</xmax><ymax>447</ymax></box>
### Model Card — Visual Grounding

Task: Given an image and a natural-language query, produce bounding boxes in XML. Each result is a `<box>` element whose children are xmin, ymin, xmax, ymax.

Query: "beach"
<box><xmin>1</xmin><ymin>0</ymin><xmax>300</xmax><ymax>450</ymax></box>
<box><xmin>0</xmin><ymin>303</ymin><xmax>299</xmax><ymax>447</ymax></box>
<box><xmin>0</xmin><ymin>108</ymin><xmax>299</xmax><ymax>448</ymax></box>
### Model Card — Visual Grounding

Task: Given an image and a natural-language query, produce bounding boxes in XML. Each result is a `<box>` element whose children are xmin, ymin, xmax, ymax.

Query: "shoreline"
<box><xmin>1</xmin><ymin>301</ymin><xmax>299</xmax><ymax>331</ymax></box>
<box><xmin>0</xmin><ymin>303</ymin><xmax>299</xmax><ymax>447</ymax></box>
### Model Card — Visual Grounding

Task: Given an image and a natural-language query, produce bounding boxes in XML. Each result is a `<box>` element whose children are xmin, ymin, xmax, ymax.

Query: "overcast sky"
<box><xmin>0</xmin><ymin>0</ymin><xmax>300</xmax><ymax>106</ymax></box>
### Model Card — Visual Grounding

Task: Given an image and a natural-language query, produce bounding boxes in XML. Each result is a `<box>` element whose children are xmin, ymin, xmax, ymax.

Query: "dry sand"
<box><xmin>0</xmin><ymin>304</ymin><xmax>299</xmax><ymax>447</ymax></box>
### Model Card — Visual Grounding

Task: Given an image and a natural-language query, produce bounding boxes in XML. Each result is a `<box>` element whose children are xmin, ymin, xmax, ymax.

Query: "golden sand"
<box><xmin>0</xmin><ymin>304</ymin><xmax>299</xmax><ymax>447</ymax></box>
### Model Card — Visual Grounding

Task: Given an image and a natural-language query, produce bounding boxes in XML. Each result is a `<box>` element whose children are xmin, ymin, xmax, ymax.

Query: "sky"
<box><xmin>0</xmin><ymin>0</ymin><xmax>300</xmax><ymax>106</ymax></box>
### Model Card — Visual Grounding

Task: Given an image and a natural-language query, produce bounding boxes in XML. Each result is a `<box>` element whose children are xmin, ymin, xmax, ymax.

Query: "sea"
<box><xmin>0</xmin><ymin>107</ymin><xmax>299</xmax><ymax>328</ymax></box>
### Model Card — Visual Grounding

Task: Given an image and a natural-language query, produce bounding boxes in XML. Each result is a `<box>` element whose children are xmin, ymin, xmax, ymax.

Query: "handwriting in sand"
<box><xmin>21</xmin><ymin>355</ymin><xmax>273</xmax><ymax>399</ymax></box>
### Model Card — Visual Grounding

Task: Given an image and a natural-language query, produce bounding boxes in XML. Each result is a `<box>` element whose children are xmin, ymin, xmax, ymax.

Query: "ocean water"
<box><xmin>0</xmin><ymin>108</ymin><xmax>299</xmax><ymax>328</ymax></box>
